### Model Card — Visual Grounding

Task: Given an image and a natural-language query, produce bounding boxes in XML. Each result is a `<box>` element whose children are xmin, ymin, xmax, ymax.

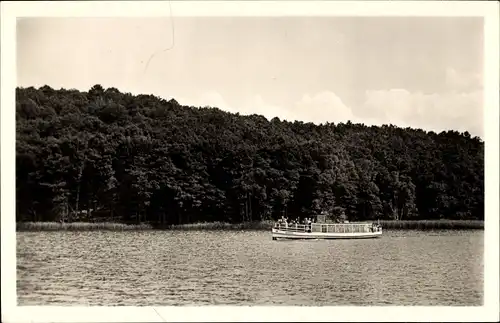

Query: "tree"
<box><xmin>15</xmin><ymin>85</ymin><xmax>485</xmax><ymax>225</ymax></box>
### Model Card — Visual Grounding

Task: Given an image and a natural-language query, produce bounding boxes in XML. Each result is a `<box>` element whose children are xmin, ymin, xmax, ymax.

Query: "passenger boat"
<box><xmin>271</xmin><ymin>221</ymin><xmax>382</xmax><ymax>240</ymax></box>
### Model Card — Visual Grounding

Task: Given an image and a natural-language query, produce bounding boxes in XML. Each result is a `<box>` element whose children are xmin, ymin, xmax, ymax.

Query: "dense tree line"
<box><xmin>15</xmin><ymin>85</ymin><xmax>484</xmax><ymax>226</ymax></box>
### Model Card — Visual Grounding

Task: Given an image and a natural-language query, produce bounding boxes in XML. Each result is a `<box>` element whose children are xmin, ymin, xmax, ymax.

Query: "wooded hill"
<box><xmin>16</xmin><ymin>85</ymin><xmax>484</xmax><ymax>226</ymax></box>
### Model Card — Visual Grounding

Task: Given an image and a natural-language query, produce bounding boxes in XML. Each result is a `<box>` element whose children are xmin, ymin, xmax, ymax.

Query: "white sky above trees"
<box><xmin>17</xmin><ymin>17</ymin><xmax>484</xmax><ymax>137</ymax></box>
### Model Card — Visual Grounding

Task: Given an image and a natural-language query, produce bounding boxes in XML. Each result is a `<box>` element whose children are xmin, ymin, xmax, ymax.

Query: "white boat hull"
<box><xmin>272</xmin><ymin>228</ymin><xmax>382</xmax><ymax>240</ymax></box>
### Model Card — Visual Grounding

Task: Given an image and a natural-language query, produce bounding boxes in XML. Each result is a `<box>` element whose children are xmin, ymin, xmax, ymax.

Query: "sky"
<box><xmin>17</xmin><ymin>16</ymin><xmax>484</xmax><ymax>137</ymax></box>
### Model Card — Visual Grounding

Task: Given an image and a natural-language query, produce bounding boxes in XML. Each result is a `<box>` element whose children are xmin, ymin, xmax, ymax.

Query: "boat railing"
<box><xmin>274</xmin><ymin>222</ymin><xmax>382</xmax><ymax>233</ymax></box>
<box><xmin>274</xmin><ymin>223</ymin><xmax>311</xmax><ymax>232</ymax></box>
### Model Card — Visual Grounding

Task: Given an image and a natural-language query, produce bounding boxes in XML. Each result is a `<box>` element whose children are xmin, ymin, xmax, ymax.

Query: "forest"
<box><xmin>15</xmin><ymin>85</ymin><xmax>484</xmax><ymax>227</ymax></box>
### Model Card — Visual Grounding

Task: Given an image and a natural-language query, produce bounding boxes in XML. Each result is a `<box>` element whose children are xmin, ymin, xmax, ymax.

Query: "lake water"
<box><xmin>17</xmin><ymin>230</ymin><xmax>483</xmax><ymax>306</ymax></box>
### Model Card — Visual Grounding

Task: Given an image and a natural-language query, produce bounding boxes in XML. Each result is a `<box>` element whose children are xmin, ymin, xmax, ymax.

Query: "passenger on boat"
<box><xmin>306</xmin><ymin>218</ymin><xmax>312</xmax><ymax>233</ymax></box>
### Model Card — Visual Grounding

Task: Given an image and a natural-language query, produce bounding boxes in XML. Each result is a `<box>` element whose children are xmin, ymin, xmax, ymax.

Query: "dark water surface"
<box><xmin>17</xmin><ymin>230</ymin><xmax>483</xmax><ymax>306</ymax></box>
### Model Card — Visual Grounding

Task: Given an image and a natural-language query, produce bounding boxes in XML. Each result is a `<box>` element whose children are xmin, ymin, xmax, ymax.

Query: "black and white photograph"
<box><xmin>1</xmin><ymin>1</ymin><xmax>499</xmax><ymax>322</ymax></box>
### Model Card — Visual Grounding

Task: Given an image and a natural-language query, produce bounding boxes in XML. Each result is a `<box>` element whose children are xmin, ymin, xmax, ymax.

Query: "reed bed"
<box><xmin>17</xmin><ymin>219</ymin><xmax>483</xmax><ymax>232</ymax></box>
<box><xmin>378</xmin><ymin>220</ymin><xmax>484</xmax><ymax>230</ymax></box>
<box><xmin>167</xmin><ymin>220</ymin><xmax>275</xmax><ymax>231</ymax></box>
<box><xmin>17</xmin><ymin>222</ymin><xmax>153</xmax><ymax>231</ymax></box>
<box><xmin>16</xmin><ymin>221</ymin><xmax>275</xmax><ymax>232</ymax></box>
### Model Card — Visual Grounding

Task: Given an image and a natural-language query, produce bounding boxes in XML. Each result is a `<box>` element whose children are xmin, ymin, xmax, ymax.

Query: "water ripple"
<box><xmin>17</xmin><ymin>230</ymin><xmax>483</xmax><ymax>306</ymax></box>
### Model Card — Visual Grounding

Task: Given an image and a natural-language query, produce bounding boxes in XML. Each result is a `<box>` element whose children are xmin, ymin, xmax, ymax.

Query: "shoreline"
<box><xmin>16</xmin><ymin>220</ymin><xmax>484</xmax><ymax>232</ymax></box>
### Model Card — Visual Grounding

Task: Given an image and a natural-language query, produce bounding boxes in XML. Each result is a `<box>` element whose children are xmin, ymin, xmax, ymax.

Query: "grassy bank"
<box><xmin>16</xmin><ymin>219</ymin><xmax>483</xmax><ymax>232</ymax></box>
<box><xmin>16</xmin><ymin>221</ymin><xmax>275</xmax><ymax>232</ymax></box>
<box><xmin>166</xmin><ymin>220</ymin><xmax>275</xmax><ymax>231</ymax></box>
<box><xmin>16</xmin><ymin>222</ymin><xmax>154</xmax><ymax>231</ymax></box>
<box><xmin>378</xmin><ymin>220</ymin><xmax>484</xmax><ymax>230</ymax></box>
